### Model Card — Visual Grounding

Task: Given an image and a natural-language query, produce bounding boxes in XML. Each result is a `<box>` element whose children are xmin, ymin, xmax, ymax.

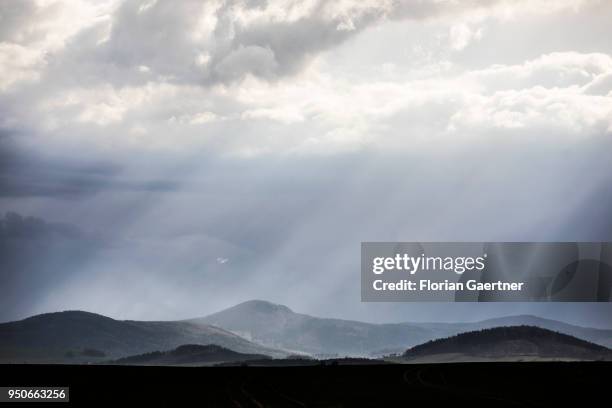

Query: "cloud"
<box><xmin>0</xmin><ymin>0</ymin><xmax>595</xmax><ymax>91</ymax></box>
<box><xmin>470</xmin><ymin>52</ymin><xmax>612</xmax><ymax>90</ymax></box>
<box><xmin>449</xmin><ymin>23</ymin><xmax>482</xmax><ymax>51</ymax></box>
<box><xmin>2</xmin><ymin>2</ymin><xmax>609</xmax><ymax>158</ymax></box>
<box><xmin>0</xmin><ymin>1</ymin><xmax>37</xmax><ymax>43</ymax></box>
<box><xmin>582</xmin><ymin>72</ymin><xmax>612</xmax><ymax>96</ymax></box>
<box><xmin>0</xmin><ymin>43</ymin><xmax>46</xmax><ymax>91</ymax></box>
<box><xmin>212</xmin><ymin>45</ymin><xmax>279</xmax><ymax>82</ymax></box>
<box><xmin>448</xmin><ymin>87</ymin><xmax>612</xmax><ymax>134</ymax></box>
<box><xmin>4</xmin><ymin>50</ymin><xmax>611</xmax><ymax>158</ymax></box>
<box><xmin>447</xmin><ymin>52</ymin><xmax>612</xmax><ymax>133</ymax></box>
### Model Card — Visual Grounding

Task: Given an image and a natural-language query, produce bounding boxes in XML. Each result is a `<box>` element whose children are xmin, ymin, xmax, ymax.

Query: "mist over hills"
<box><xmin>194</xmin><ymin>300</ymin><xmax>436</xmax><ymax>356</ymax></box>
<box><xmin>194</xmin><ymin>300</ymin><xmax>612</xmax><ymax>356</ymax></box>
<box><xmin>1</xmin><ymin>300</ymin><xmax>611</xmax><ymax>364</ymax></box>
<box><xmin>402</xmin><ymin>326</ymin><xmax>612</xmax><ymax>363</ymax></box>
<box><xmin>0</xmin><ymin>310</ymin><xmax>285</xmax><ymax>363</ymax></box>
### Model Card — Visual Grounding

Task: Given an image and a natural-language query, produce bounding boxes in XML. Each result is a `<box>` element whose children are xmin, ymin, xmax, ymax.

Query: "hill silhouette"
<box><xmin>112</xmin><ymin>344</ymin><xmax>270</xmax><ymax>366</ymax></box>
<box><xmin>402</xmin><ymin>326</ymin><xmax>612</xmax><ymax>362</ymax></box>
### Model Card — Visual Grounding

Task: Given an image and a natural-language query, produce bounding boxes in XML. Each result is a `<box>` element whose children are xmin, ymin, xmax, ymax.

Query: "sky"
<box><xmin>1</xmin><ymin>0</ymin><xmax>612</xmax><ymax>327</ymax></box>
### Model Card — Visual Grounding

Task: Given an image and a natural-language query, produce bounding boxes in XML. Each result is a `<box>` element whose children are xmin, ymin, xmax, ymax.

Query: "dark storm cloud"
<box><xmin>0</xmin><ymin>137</ymin><xmax>178</xmax><ymax>198</ymax></box>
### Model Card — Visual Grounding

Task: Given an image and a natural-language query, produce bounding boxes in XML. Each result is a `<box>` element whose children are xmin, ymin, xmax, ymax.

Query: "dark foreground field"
<box><xmin>1</xmin><ymin>362</ymin><xmax>608</xmax><ymax>406</ymax></box>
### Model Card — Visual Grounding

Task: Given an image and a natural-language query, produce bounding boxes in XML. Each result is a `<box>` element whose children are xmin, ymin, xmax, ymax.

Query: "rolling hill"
<box><xmin>0</xmin><ymin>310</ymin><xmax>286</xmax><ymax>363</ymax></box>
<box><xmin>192</xmin><ymin>300</ymin><xmax>438</xmax><ymax>356</ymax></box>
<box><xmin>401</xmin><ymin>326</ymin><xmax>612</xmax><ymax>363</ymax></box>
<box><xmin>193</xmin><ymin>300</ymin><xmax>612</xmax><ymax>356</ymax></box>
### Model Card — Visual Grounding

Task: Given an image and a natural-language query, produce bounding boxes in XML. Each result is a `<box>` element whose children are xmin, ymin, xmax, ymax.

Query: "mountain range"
<box><xmin>1</xmin><ymin>300</ymin><xmax>611</xmax><ymax>363</ymax></box>
<box><xmin>194</xmin><ymin>300</ymin><xmax>612</xmax><ymax>356</ymax></box>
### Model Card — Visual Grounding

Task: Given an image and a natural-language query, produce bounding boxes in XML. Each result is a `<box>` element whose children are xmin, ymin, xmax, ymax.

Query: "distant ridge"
<box><xmin>112</xmin><ymin>344</ymin><xmax>271</xmax><ymax>366</ymax></box>
<box><xmin>402</xmin><ymin>326</ymin><xmax>612</xmax><ymax>362</ymax></box>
